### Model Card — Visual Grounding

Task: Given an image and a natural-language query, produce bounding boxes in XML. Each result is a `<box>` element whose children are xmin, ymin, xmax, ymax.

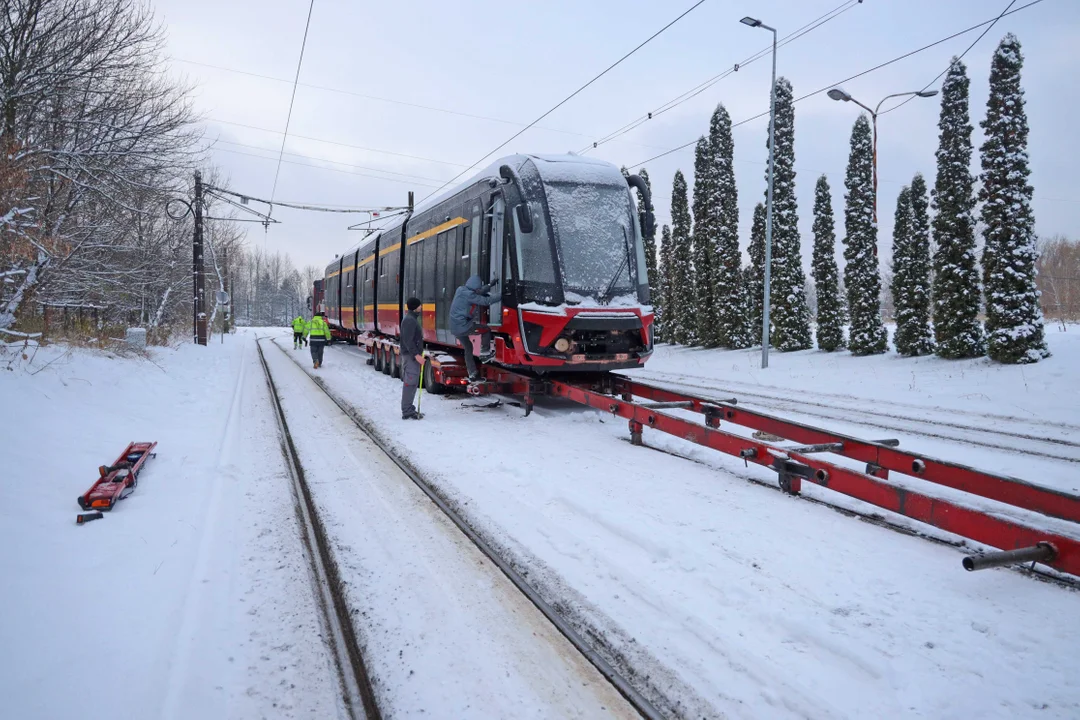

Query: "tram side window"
<box><xmin>422</xmin><ymin>238</ymin><xmax>436</xmax><ymax>307</ymax></box>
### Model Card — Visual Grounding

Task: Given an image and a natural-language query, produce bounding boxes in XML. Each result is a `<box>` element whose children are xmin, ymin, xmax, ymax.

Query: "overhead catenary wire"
<box><xmin>209</xmin><ymin>146</ymin><xmax>447</xmax><ymax>189</ymax></box>
<box><xmin>206</xmin><ymin>184</ymin><xmax>411</xmax><ymax>214</ymax></box>
<box><xmin>417</xmin><ymin>0</ymin><xmax>711</xmax><ymax>206</ymax></box>
<box><xmin>880</xmin><ymin>0</ymin><xmax>1020</xmax><ymax>116</ymax></box>
<box><xmin>580</xmin><ymin>0</ymin><xmax>861</xmax><ymax>155</ymax></box>
<box><xmin>627</xmin><ymin>0</ymin><xmax>1047</xmax><ymax>169</ymax></box>
<box><xmin>269</xmin><ymin>0</ymin><xmax>317</xmax><ymax>205</ymax></box>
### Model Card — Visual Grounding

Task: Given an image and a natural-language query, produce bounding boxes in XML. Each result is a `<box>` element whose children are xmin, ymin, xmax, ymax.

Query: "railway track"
<box><xmin>256</xmin><ymin>339</ymin><xmax>382</xmax><ymax>720</ymax></box>
<box><xmin>259</xmin><ymin>338</ymin><xmax>663</xmax><ymax>720</ymax></box>
<box><xmin>625</xmin><ymin>369</ymin><xmax>1080</xmax><ymax>466</ymax></box>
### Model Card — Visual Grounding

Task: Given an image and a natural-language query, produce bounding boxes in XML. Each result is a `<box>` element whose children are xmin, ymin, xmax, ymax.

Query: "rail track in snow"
<box><xmin>261</xmin><ymin>338</ymin><xmax>665</xmax><ymax>720</ymax></box>
<box><xmin>256</xmin><ymin>339</ymin><xmax>383</xmax><ymax>720</ymax></box>
<box><xmin>624</xmin><ymin>369</ymin><xmax>1080</xmax><ymax>467</ymax></box>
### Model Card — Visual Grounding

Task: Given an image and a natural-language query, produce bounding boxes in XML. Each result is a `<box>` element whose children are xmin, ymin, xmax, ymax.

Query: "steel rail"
<box><xmin>270</xmin><ymin>339</ymin><xmax>665</xmax><ymax>720</ymax></box>
<box><xmin>256</xmin><ymin>339</ymin><xmax>382</xmax><ymax>720</ymax></box>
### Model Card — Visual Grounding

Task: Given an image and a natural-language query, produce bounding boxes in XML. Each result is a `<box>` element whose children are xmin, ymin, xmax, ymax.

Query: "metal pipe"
<box><xmin>962</xmin><ymin>542</ymin><xmax>1057</xmax><ymax>572</ymax></box>
<box><xmin>638</xmin><ymin>400</ymin><xmax>695</xmax><ymax>410</ymax></box>
<box><xmin>762</xmin><ymin>23</ymin><xmax>777</xmax><ymax>370</ymax></box>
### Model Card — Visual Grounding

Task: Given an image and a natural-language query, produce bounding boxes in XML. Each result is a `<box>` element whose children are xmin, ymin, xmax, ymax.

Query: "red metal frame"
<box><xmin>77</xmin><ymin>442</ymin><xmax>158</xmax><ymax>511</ymax></box>
<box><xmin>542</xmin><ymin>377</ymin><xmax>1080</xmax><ymax>577</ymax></box>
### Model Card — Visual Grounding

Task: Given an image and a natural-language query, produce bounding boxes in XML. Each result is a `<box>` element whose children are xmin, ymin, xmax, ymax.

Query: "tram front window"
<box><xmin>544</xmin><ymin>181</ymin><xmax>641</xmax><ymax>304</ymax></box>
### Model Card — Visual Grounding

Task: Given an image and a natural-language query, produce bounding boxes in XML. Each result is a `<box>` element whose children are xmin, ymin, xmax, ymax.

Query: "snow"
<box><xmin>0</xmin><ymin>332</ymin><xmax>342</xmax><ymax>719</ymax></box>
<box><xmin>295</xmin><ymin>328</ymin><xmax>1080</xmax><ymax>719</ymax></box>
<box><xmin>4</xmin><ymin>326</ymin><xmax>1079</xmax><ymax>719</ymax></box>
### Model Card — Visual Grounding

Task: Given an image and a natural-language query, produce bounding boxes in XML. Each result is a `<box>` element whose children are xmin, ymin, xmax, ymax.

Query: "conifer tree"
<box><xmin>811</xmin><ymin>175</ymin><xmax>845</xmax><ymax>351</ymax></box>
<box><xmin>892</xmin><ymin>177</ymin><xmax>936</xmax><ymax>355</ymax></box>
<box><xmin>764</xmin><ymin>77</ymin><xmax>812</xmax><ymax>351</ymax></box>
<box><xmin>932</xmin><ymin>58</ymin><xmax>986</xmax><ymax>358</ymax></box>
<box><xmin>842</xmin><ymin>114</ymin><xmax>889</xmax><ymax>355</ymax></box>
<box><xmin>669</xmin><ymin>170</ymin><xmax>695</xmax><ymax>345</ymax></box>
<box><xmin>979</xmin><ymin>34</ymin><xmax>1049</xmax><ymax>363</ymax></box>
<box><xmin>656</xmin><ymin>224</ymin><xmax>672</xmax><ymax>342</ymax></box>
<box><xmin>707</xmin><ymin>104</ymin><xmax>750</xmax><ymax>348</ymax></box>
<box><xmin>746</xmin><ymin>202</ymin><xmax>767</xmax><ymax>338</ymax></box>
<box><xmin>691</xmin><ymin>135</ymin><xmax>714</xmax><ymax>345</ymax></box>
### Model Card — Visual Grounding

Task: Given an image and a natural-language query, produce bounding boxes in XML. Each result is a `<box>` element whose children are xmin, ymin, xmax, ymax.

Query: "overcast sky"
<box><xmin>156</xmin><ymin>0</ymin><xmax>1078</xmax><ymax>275</ymax></box>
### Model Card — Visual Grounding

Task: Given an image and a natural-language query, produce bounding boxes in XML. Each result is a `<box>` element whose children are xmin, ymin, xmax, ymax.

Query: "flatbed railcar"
<box><xmin>320</xmin><ymin>153</ymin><xmax>656</xmax><ymax>391</ymax></box>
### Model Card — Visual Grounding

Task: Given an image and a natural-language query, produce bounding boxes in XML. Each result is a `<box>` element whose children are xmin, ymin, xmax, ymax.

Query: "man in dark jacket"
<box><xmin>449</xmin><ymin>274</ymin><xmax>498</xmax><ymax>381</ymax></box>
<box><xmin>399</xmin><ymin>297</ymin><xmax>425</xmax><ymax>420</ymax></box>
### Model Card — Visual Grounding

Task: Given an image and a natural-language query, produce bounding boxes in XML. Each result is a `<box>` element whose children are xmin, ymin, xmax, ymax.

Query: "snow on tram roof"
<box><xmin>412</xmin><ymin>153</ymin><xmax>625</xmax><ymax>214</ymax></box>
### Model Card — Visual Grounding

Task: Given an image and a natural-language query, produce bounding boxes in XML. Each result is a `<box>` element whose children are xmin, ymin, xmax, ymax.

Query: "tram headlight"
<box><xmin>553</xmin><ymin>337</ymin><xmax>571</xmax><ymax>353</ymax></box>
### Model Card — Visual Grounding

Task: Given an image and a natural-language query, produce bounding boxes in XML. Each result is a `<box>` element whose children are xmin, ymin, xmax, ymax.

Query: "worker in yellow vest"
<box><xmin>291</xmin><ymin>315</ymin><xmax>307</xmax><ymax>349</ymax></box>
<box><xmin>306</xmin><ymin>312</ymin><xmax>332</xmax><ymax>369</ymax></box>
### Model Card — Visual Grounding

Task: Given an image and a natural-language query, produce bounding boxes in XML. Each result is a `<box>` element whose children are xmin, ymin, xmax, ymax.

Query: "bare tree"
<box><xmin>1036</xmin><ymin>235</ymin><xmax>1080</xmax><ymax>327</ymax></box>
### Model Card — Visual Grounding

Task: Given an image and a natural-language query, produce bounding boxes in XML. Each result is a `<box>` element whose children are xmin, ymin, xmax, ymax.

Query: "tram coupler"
<box><xmin>629</xmin><ymin>420</ymin><xmax>644</xmax><ymax>446</ymax></box>
<box><xmin>962</xmin><ymin>542</ymin><xmax>1057</xmax><ymax>572</ymax></box>
<box><xmin>771</xmin><ymin>458</ymin><xmax>812</xmax><ymax>496</ymax></box>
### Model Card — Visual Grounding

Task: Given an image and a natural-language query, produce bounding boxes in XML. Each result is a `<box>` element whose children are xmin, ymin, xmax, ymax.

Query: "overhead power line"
<box><xmin>628</xmin><ymin>0</ymin><xmax>1047</xmax><ymax>169</ymax></box>
<box><xmin>880</xmin><ymin>0</ymin><xmax>1021</xmax><ymax>116</ymax></box>
<box><xmin>581</xmin><ymin>0</ymin><xmax>861</xmax><ymax>154</ymax></box>
<box><xmin>206</xmin><ymin>184</ymin><xmax>411</xmax><ymax>214</ymax></box>
<box><xmin>209</xmin><ymin>146</ymin><xmax>446</xmax><ymax>188</ymax></box>
<box><xmin>418</xmin><ymin>0</ymin><xmax>711</xmax><ymax>205</ymax></box>
<box><xmin>207</xmin><ymin>117</ymin><xmax>471</xmax><ymax>168</ymax></box>
<box><xmin>173</xmin><ymin>57</ymin><xmax>603</xmax><ymax>143</ymax></box>
<box><xmin>270</xmin><ymin>0</ymin><xmax>317</xmax><ymax>204</ymax></box>
<box><xmin>210</xmin><ymin>138</ymin><xmax>452</xmax><ymax>183</ymax></box>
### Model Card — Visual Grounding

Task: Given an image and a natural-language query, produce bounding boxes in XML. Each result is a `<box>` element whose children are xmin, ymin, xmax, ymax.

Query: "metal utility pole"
<box><xmin>193</xmin><ymin>171</ymin><xmax>207</xmax><ymax>345</ymax></box>
<box><xmin>826</xmin><ymin>88</ymin><xmax>939</xmax><ymax>225</ymax></box>
<box><xmin>741</xmin><ymin>16</ymin><xmax>777</xmax><ymax>369</ymax></box>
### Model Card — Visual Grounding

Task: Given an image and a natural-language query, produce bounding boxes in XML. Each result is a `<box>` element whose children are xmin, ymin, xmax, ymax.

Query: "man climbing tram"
<box><xmin>291</xmin><ymin>314</ymin><xmax>308</xmax><ymax>349</ymax></box>
<box><xmin>307</xmin><ymin>311</ymin><xmax>331</xmax><ymax>369</ymax></box>
<box><xmin>450</xmin><ymin>275</ymin><xmax>498</xmax><ymax>382</ymax></box>
<box><xmin>400</xmin><ymin>297</ymin><xmax>425</xmax><ymax>420</ymax></box>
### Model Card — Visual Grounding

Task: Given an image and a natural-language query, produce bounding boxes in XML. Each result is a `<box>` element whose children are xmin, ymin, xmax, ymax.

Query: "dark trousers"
<box><xmin>310</xmin><ymin>338</ymin><xmax>326</xmax><ymax>365</ymax></box>
<box><xmin>401</xmin><ymin>355</ymin><xmax>421</xmax><ymax>415</ymax></box>
<box><xmin>293</xmin><ymin>331</ymin><xmax>306</xmax><ymax>347</ymax></box>
<box><xmin>456</xmin><ymin>327</ymin><xmax>491</xmax><ymax>378</ymax></box>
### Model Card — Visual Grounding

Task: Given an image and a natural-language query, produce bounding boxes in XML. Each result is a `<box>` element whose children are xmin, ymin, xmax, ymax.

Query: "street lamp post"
<box><xmin>826</xmin><ymin>88</ymin><xmax>939</xmax><ymax>225</ymax></box>
<box><xmin>741</xmin><ymin>16</ymin><xmax>777</xmax><ymax>370</ymax></box>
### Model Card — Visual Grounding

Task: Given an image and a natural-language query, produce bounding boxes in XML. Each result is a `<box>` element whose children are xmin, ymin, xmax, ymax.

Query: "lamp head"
<box><xmin>740</xmin><ymin>16</ymin><xmax>762</xmax><ymax>27</ymax></box>
<box><xmin>827</xmin><ymin>88</ymin><xmax>852</xmax><ymax>102</ymax></box>
<box><xmin>917</xmin><ymin>90</ymin><xmax>939</xmax><ymax>98</ymax></box>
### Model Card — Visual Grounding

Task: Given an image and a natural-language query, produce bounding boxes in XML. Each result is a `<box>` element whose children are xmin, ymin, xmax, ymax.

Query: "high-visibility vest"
<box><xmin>291</xmin><ymin>316</ymin><xmax>306</xmax><ymax>332</ymax></box>
<box><xmin>307</xmin><ymin>315</ymin><xmax>331</xmax><ymax>340</ymax></box>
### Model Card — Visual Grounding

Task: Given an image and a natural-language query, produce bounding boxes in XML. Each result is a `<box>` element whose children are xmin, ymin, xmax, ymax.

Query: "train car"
<box><xmin>321</xmin><ymin>153</ymin><xmax>655</xmax><ymax>389</ymax></box>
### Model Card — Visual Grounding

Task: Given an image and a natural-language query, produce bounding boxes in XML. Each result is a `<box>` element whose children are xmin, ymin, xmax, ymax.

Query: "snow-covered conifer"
<box><xmin>708</xmin><ymin>105</ymin><xmax>751</xmax><ymax>348</ymax></box>
<box><xmin>655</xmin><ymin>224</ymin><xmax>673</xmax><ymax>341</ymax></box>
<box><xmin>669</xmin><ymin>171</ymin><xmax>695</xmax><ymax>345</ymax></box>
<box><xmin>691</xmin><ymin>136</ymin><xmax>714</xmax><ymax>345</ymax></box>
<box><xmin>746</xmin><ymin>202</ymin><xmax>767</xmax><ymax>337</ymax></box>
<box><xmin>811</xmin><ymin>175</ymin><xmax>846</xmax><ymax>351</ymax></box>
<box><xmin>892</xmin><ymin>178</ymin><xmax>935</xmax><ymax>355</ymax></box>
<box><xmin>932</xmin><ymin>58</ymin><xmax>986</xmax><ymax>358</ymax></box>
<box><xmin>979</xmin><ymin>34</ymin><xmax>1049</xmax><ymax>363</ymax></box>
<box><xmin>765</xmin><ymin>77</ymin><xmax>812</xmax><ymax>351</ymax></box>
<box><xmin>635</xmin><ymin>168</ymin><xmax>658</xmax><ymax>291</ymax></box>
<box><xmin>842</xmin><ymin>114</ymin><xmax>889</xmax><ymax>355</ymax></box>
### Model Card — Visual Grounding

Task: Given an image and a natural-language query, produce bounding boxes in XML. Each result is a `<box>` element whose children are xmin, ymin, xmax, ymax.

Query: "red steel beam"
<box><xmin>550</xmin><ymin>379</ymin><xmax>1080</xmax><ymax>577</ymax></box>
<box><xmin>622</xmin><ymin>378</ymin><xmax>1080</xmax><ymax>526</ymax></box>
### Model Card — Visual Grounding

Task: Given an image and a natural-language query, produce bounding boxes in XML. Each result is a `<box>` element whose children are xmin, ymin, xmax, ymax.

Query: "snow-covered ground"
<box><xmin>3</xmin><ymin>326</ymin><xmax>1078</xmax><ymax>720</ymax></box>
<box><xmin>0</xmin><ymin>333</ymin><xmax>343</xmax><ymax>719</ymax></box>
<box><xmin>293</xmin><ymin>326</ymin><xmax>1080</xmax><ymax>720</ymax></box>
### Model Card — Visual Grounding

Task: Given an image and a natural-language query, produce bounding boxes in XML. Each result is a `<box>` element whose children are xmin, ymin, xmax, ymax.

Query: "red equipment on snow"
<box><xmin>77</xmin><ymin>442</ymin><xmax>158</xmax><ymax>513</ymax></box>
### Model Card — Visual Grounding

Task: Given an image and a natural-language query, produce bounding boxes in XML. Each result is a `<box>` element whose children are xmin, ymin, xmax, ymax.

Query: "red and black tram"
<box><xmin>318</xmin><ymin>153</ymin><xmax>655</xmax><ymax>390</ymax></box>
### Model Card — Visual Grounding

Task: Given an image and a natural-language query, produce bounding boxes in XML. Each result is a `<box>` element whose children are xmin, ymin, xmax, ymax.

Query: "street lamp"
<box><xmin>741</xmin><ymin>16</ymin><xmax>777</xmax><ymax>370</ymax></box>
<box><xmin>827</xmin><ymin>87</ymin><xmax>938</xmax><ymax>224</ymax></box>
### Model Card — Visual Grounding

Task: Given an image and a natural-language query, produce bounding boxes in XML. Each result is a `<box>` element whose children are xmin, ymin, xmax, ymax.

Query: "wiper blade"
<box><xmin>599</xmin><ymin>226</ymin><xmax>631</xmax><ymax>304</ymax></box>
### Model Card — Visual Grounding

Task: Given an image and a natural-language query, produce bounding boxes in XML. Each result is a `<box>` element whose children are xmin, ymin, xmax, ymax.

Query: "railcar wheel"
<box><xmin>389</xmin><ymin>349</ymin><xmax>400</xmax><ymax>379</ymax></box>
<box><xmin>423</xmin><ymin>359</ymin><xmax>444</xmax><ymax>395</ymax></box>
<box><xmin>381</xmin><ymin>346</ymin><xmax>391</xmax><ymax>375</ymax></box>
<box><xmin>373</xmin><ymin>344</ymin><xmax>384</xmax><ymax>373</ymax></box>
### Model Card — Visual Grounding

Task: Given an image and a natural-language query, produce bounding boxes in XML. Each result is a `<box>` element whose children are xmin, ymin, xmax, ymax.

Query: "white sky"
<box><xmin>156</xmin><ymin>0</ymin><xmax>1079</xmax><ymax>273</ymax></box>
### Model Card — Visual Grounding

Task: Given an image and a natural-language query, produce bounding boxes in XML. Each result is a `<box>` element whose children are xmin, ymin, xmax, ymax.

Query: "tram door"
<box><xmin>436</xmin><ymin>230</ymin><xmax>452</xmax><ymax>344</ymax></box>
<box><xmin>486</xmin><ymin>195</ymin><xmax>504</xmax><ymax>328</ymax></box>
